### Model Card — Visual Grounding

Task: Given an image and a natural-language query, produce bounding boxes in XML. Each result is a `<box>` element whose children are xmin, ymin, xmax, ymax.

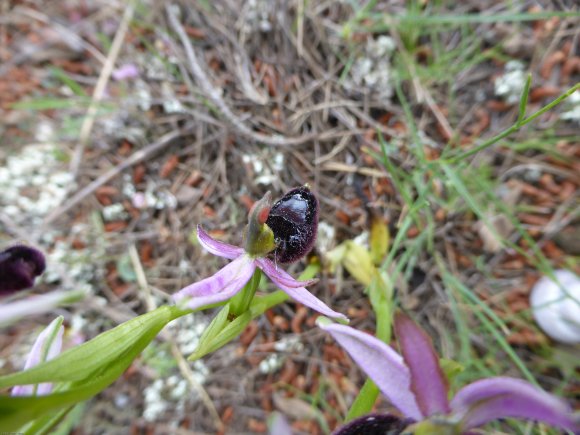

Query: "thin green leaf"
<box><xmin>368</xmin><ymin>272</ymin><xmax>393</xmax><ymax>342</ymax></box>
<box><xmin>196</xmin><ymin>305</ymin><xmax>231</xmax><ymax>347</ymax></box>
<box><xmin>49</xmin><ymin>67</ymin><xmax>87</xmax><ymax>97</ymax></box>
<box><xmin>362</xmin><ymin>11</ymin><xmax>580</xmax><ymax>31</ymax></box>
<box><xmin>11</xmin><ymin>97</ymin><xmax>92</xmax><ymax>110</ymax></box>
<box><xmin>0</xmin><ymin>305</ymin><xmax>185</xmax><ymax>388</ymax></box>
<box><xmin>345</xmin><ymin>379</ymin><xmax>380</xmax><ymax>421</ymax></box>
<box><xmin>0</xmin><ymin>306</ymin><xmax>186</xmax><ymax>430</ymax></box>
<box><xmin>21</xmin><ymin>404</ymin><xmax>74</xmax><ymax>435</ymax></box>
<box><xmin>516</xmin><ymin>74</ymin><xmax>532</xmax><ymax>126</ymax></box>
<box><xmin>188</xmin><ymin>311</ymin><xmax>252</xmax><ymax>361</ymax></box>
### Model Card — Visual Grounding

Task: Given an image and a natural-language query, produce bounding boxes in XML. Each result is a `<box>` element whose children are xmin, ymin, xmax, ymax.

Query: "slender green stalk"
<box><xmin>516</xmin><ymin>74</ymin><xmax>532</xmax><ymax>126</ymax></box>
<box><xmin>346</xmin><ymin>379</ymin><xmax>380</xmax><ymax>422</ymax></box>
<box><xmin>364</xmin><ymin>11</ymin><xmax>580</xmax><ymax>29</ymax></box>
<box><xmin>230</xmin><ymin>269</ymin><xmax>262</xmax><ymax>316</ymax></box>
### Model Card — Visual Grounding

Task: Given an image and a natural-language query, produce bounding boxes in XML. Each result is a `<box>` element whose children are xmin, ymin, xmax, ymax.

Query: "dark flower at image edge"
<box><xmin>0</xmin><ymin>245</ymin><xmax>46</xmax><ymax>295</ymax></box>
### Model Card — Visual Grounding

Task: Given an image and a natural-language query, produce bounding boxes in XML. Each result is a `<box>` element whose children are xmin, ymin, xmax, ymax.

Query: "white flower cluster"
<box><xmin>124</xmin><ymin>174</ymin><xmax>177</xmax><ymax>211</ymax></box>
<box><xmin>42</xmin><ymin>238</ymin><xmax>96</xmax><ymax>292</ymax></box>
<box><xmin>242</xmin><ymin>151</ymin><xmax>285</xmax><ymax>186</ymax></box>
<box><xmin>140</xmin><ymin>312</ymin><xmax>211</xmax><ymax>421</ymax></box>
<box><xmin>240</xmin><ymin>0</ymin><xmax>273</xmax><ymax>34</ymax></box>
<box><xmin>344</xmin><ymin>35</ymin><xmax>396</xmax><ymax>100</ymax></box>
<box><xmin>494</xmin><ymin>60</ymin><xmax>527</xmax><ymax>104</ymax></box>
<box><xmin>166</xmin><ymin>313</ymin><xmax>210</xmax><ymax>356</ymax></box>
<box><xmin>0</xmin><ymin>143</ymin><xmax>102</xmax><ymax>293</ymax></box>
<box><xmin>0</xmin><ymin>144</ymin><xmax>75</xmax><ymax>225</ymax></box>
<box><xmin>142</xmin><ymin>328</ymin><xmax>209</xmax><ymax>423</ymax></box>
<box><xmin>259</xmin><ymin>335</ymin><xmax>304</xmax><ymax>374</ymax></box>
<box><xmin>143</xmin><ymin>376</ymin><xmax>189</xmax><ymax>422</ymax></box>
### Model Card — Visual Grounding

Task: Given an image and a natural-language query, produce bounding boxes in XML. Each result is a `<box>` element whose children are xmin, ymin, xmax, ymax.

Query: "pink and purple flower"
<box><xmin>173</xmin><ymin>189</ymin><xmax>347</xmax><ymax>321</ymax></box>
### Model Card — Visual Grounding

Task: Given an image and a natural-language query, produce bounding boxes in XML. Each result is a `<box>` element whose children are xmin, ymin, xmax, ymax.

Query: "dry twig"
<box><xmin>70</xmin><ymin>0</ymin><xmax>137</xmax><ymax>176</ymax></box>
<box><xmin>166</xmin><ymin>4</ymin><xmax>317</xmax><ymax>147</ymax></box>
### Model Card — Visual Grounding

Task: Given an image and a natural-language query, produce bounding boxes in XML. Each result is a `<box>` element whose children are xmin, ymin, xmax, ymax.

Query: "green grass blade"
<box><xmin>516</xmin><ymin>74</ymin><xmax>532</xmax><ymax>126</ymax></box>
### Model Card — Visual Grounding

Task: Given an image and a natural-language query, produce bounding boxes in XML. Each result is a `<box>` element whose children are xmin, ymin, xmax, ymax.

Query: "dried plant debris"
<box><xmin>1</xmin><ymin>0</ymin><xmax>579</xmax><ymax>433</ymax></box>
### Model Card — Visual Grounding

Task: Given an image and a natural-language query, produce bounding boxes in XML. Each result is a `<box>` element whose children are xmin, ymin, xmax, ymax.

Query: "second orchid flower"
<box><xmin>319</xmin><ymin>313</ymin><xmax>578</xmax><ymax>434</ymax></box>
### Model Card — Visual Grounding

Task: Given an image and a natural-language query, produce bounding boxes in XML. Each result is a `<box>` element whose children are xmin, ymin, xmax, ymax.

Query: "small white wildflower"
<box><xmin>101</xmin><ymin>203</ymin><xmax>128</xmax><ymax>221</ymax></box>
<box><xmin>344</xmin><ymin>36</ymin><xmax>396</xmax><ymax>100</ymax></box>
<box><xmin>316</xmin><ymin>221</ymin><xmax>336</xmax><ymax>255</ymax></box>
<box><xmin>114</xmin><ymin>393</ymin><xmax>130</xmax><ymax>409</ymax></box>
<box><xmin>161</xmin><ymin>81</ymin><xmax>184</xmax><ymax>114</ymax></box>
<box><xmin>122</xmin><ymin>174</ymin><xmax>137</xmax><ymax>197</ymax></box>
<box><xmin>34</xmin><ymin>121</ymin><xmax>55</xmax><ymax>142</ymax></box>
<box><xmin>259</xmin><ymin>353</ymin><xmax>285</xmax><ymax>374</ymax></box>
<box><xmin>143</xmin><ymin>379</ymin><xmax>168</xmax><ymax>422</ymax></box>
<box><xmin>274</xmin><ymin>335</ymin><xmax>303</xmax><ymax>353</ymax></box>
<box><xmin>495</xmin><ymin>60</ymin><xmax>526</xmax><ymax>104</ymax></box>
<box><xmin>353</xmin><ymin>231</ymin><xmax>370</xmax><ymax>249</ymax></box>
<box><xmin>272</xmin><ymin>152</ymin><xmax>285</xmax><ymax>172</ymax></box>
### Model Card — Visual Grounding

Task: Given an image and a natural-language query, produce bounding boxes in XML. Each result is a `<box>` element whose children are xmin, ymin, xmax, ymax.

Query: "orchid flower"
<box><xmin>319</xmin><ymin>313</ymin><xmax>579</xmax><ymax>434</ymax></box>
<box><xmin>11</xmin><ymin>316</ymin><xmax>64</xmax><ymax>396</ymax></box>
<box><xmin>0</xmin><ymin>245</ymin><xmax>45</xmax><ymax>296</ymax></box>
<box><xmin>173</xmin><ymin>189</ymin><xmax>347</xmax><ymax>321</ymax></box>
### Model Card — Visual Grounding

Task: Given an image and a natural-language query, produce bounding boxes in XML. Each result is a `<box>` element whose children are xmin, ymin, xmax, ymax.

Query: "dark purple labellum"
<box><xmin>265</xmin><ymin>186</ymin><xmax>318</xmax><ymax>263</ymax></box>
<box><xmin>0</xmin><ymin>245</ymin><xmax>46</xmax><ymax>295</ymax></box>
<box><xmin>333</xmin><ymin>413</ymin><xmax>410</xmax><ymax>435</ymax></box>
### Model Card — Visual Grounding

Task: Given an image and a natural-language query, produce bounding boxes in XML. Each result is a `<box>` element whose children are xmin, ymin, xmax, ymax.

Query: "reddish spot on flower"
<box><xmin>258</xmin><ymin>206</ymin><xmax>270</xmax><ymax>225</ymax></box>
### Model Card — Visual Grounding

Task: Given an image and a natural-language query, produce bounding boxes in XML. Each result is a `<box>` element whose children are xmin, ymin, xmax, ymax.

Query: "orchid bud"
<box><xmin>244</xmin><ymin>191</ymin><xmax>276</xmax><ymax>257</ymax></box>
<box><xmin>0</xmin><ymin>245</ymin><xmax>46</xmax><ymax>295</ymax></box>
<box><xmin>265</xmin><ymin>185</ymin><xmax>318</xmax><ymax>263</ymax></box>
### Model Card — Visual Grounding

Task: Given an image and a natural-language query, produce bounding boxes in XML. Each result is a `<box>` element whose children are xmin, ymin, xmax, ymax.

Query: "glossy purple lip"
<box><xmin>265</xmin><ymin>186</ymin><xmax>318</xmax><ymax>263</ymax></box>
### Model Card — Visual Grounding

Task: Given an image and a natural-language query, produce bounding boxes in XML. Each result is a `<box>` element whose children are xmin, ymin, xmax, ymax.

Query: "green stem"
<box><xmin>346</xmin><ymin>271</ymin><xmax>394</xmax><ymax>421</ymax></box>
<box><xmin>230</xmin><ymin>269</ymin><xmax>262</xmax><ymax>316</ymax></box>
<box><xmin>346</xmin><ymin>379</ymin><xmax>380</xmax><ymax>421</ymax></box>
<box><xmin>449</xmin><ymin>82</ymin><xmax>579</xmax><ymax>163</ymax></box>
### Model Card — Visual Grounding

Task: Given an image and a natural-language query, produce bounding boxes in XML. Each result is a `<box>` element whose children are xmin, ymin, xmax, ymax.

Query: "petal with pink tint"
<box><xmin>256</xmin><ymin>258</ymin><xmax>317</xmax><ymax>288</ymax></box>
<box><xmin>319</xmin><ymin>322</ymin><xmax>422</xmax><ymax>420</ymax></box>
<box><xmin>173</xmin><ymin>255</ymin><xmax>255</xmax><ymax>310</ymax></box>
<box><xmin>451</xmin><ymin>377</ymin><xmax>579</xmax><ymax>432</ymax></box>
<box><xmin>268</xmin><ymin>412</ymin><xmax>293</xmax><ymax>435</ymax></box>
<box><xmin>197</xmin><ymin>225</ymin><xmax>244</xmax><ymax>260</ymax></box>
<box><xmin>12</xmin><ymin>316</ymin><xmax>64</xmax><ymax>396</ymax></box>
<box><xmin>112</xmin><ymin>63</ymin><xmax>139</xmax><ymax>81</ymax></box>
<box><xmin>394</xmin><ymin>313</ymin><xmax>450</xmax><ymax>417</ymax></box>
<box><xmin>0</xmin><ymin>289</ymin><xmax>85</xmax><ymax>327</ymax></box>
<box><xmin>271</xmin><ymin>277</ymin><xmax>347</xmax><ymax>321</ymax></box>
